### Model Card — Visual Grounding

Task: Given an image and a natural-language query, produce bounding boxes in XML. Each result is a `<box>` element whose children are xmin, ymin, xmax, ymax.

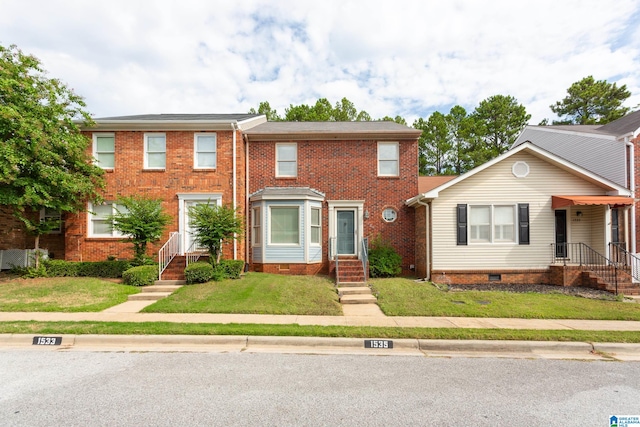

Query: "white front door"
<box><xmin>178</xmin><ymin>193</ymin><xmax>222</xmax><ymax>254</ymax></box>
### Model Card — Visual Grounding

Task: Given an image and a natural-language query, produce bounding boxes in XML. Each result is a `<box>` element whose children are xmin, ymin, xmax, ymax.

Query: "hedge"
<box><xmin>122</xmin><ymin>265</ymin><xmax>158</xmax><ymax>286</ymax></box>
<box><xmin>44</xmin><ymin>260</ymin><xmax>132</xmax><ymax>278</ymax></box>
<box><xmin>185</xmin><ymin>262</ymin><xmax>214</xmax><ymax>284</ymax></box>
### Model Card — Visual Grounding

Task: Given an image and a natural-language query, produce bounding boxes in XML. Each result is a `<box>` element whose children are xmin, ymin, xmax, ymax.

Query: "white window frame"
<box><xmin>276</xmin><ymin>143</ymin><xmax>297</xmax><ymax>178</ymax></box>
<box><xmin>469</xmin><ymin>204</ymin><xmax>516</xmax><ymax>244</ymax></box>
<box><xmin>377</xmin><ymin>141</ymin><xmax>399</xmax><ymax>177</ymax></box>
<box><xmin>194</xmin><ymin>133</ymin><xmax>217</xmax><ymax>169</ymax></box>
<box><xmin>144</xmin><ymin>133</ymin><xmax>166</xmax><ymax>170</ymax></box>
<box><xmin>269</xmin><ymin>205</ymin><xmax>300</xmax><ymax>245</ymax></box>
<box><xmin>93</xmin><ymin>133</ymin><xmax>115</xmax><ymax>169</ymax></box>
<box><xmin>252</xmin><ymin>207</ymin><xmax>261</xmax><ymax>246</ymax></box>
<box><xmin>88</xmin><ymin>202</ymin><xmax>124</xmax><ymax>238</ymax></box>
<box><xmin>40</xmin><ymin>208</ymin><xmax>62</xmax><ymax>234</ymax></box>
<box><xmin>310</xmin><ymin>207</ymin><xmax>321</xmax><ymax>245</ymax></box>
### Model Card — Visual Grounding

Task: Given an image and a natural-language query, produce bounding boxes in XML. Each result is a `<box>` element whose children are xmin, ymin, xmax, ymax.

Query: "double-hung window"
<box><xmin>378</xmin><ymin>142</ymin><xmax>399</xmax><ymax>176</ymax></box>
<box><xmin>276</xmin><ymin>143</ymin><xmax>297</xmax><ymax>177</ymax></box>
<box><xmin>145</xmin><ymin>134</ymin><xmax>166</xmax><ymax>169</ymax></box>
<box><xmin>93</xmin><ymin>134</ymin><xmax>115</xmax><ymax>169</ymax></box>
<box><xmin>270</xmin><ymin>206</ymin><xmax>299</xmax><ymax>244</ymax></box>
<box><xmin>468</xmin><ymin>205</ymin><xmax>515</xmax><ymax>243</ymax></box>
<box><xmin>252</xmin><ymin>207</ymin><xmax>261</xmax><ymax>246</ymax></box>
<box><xmin>40</xmin><ymin>208</ymin><xmax>62</xmax><ymax>233</ymax></box>
<box><xmin>89</xmin><ymin>202</ymin><xmax>127</xmax><ymax>237</ymax></box>
<box><xmin>310</xmin><ymin>207</ymin><xmax>321</xmax><ymax>244</ymax></box>
<box><xmin>194</xmin><ymin>133</ymin><xmax>217</xmax><ymax>169</ymax></box>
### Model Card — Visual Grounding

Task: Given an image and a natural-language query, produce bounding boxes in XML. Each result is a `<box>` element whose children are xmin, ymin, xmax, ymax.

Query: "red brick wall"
<box><xmin>634</xmin><ymin>135</ymin><xmax>640</xmax><ymax>249</ymax></box>
<box><xmin>431</xmin><ymin>269</ymin><xmax>550</xmax><ymax>285</ymax></box>
<box><xmin>65</xmin><ymin>129</ymin><xmax>245</xmax><ymax>262</ymax></box>
<box><xmin>248</xmin><ymin>138</ymin><xmax>418</xmax><ymax>274</ymax></box>
<box><xmin>414</xmin><ymin>204</ymin><xmax>427</xmax><ymax>278</ymax></box>
<box><xmin>0</xmin><ymin>208</ymin><xmax>65</xmax><ymax>258</ymax></box>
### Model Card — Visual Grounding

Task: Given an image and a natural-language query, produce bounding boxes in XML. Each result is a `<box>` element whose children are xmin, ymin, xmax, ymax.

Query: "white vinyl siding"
<box><xmin>378</xmin><ymin>142</ymin><xmax>399</xmax><ymax>176</ymax></box>
<box><xmin>194</xmin><ymin>133</ymin><xmax>217</xmax><ymax>169</ymax></box>
<box><xmin>276</xmin><ymin>143</ymin><xmax>297</xmax><ymax>177</ymax></box>
<box><xmin>270</xmin><ymin>206</ymin><xmax>300</xmax><ymax>244</ymax></box>
<box><xmin>93</xmin><ymin>134</ymin><xmax>115</xmax><ymax>169</ymax></box>
<box><xmin>431</xmin><ymin>151</ymin><xmax>614</xmax><ymax>270</ymax></box>
<box><xmin>144</xmin><ymin>134</ymin><xmax>166</xmax><ymax>169</ymax></box>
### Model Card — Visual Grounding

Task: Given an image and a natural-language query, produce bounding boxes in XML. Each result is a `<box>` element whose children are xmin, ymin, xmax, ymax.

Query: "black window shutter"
<box><xmin>518</xmin><ymin>203</ymin><xmax>530</xmax><ymax>245</ymax></box>
<box><xmin>456</xmin><ymin>204</ymin><xmax>467</xmax><ymax>245</ymax></box>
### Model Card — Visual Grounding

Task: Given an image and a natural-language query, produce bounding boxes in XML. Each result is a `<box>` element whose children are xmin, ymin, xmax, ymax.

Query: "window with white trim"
<box><xmin>310</xmin><ymin>207</ymin><xmax>321</xmax><ymax>244</ymax></box>
<box><xmin>93</xmin><ymin>134</ymin><xmax>115</xmax><ymax>169</ymax></box>
<box><xmin>270</xmin><ymin>206</ymin><xmax>299</xmax><ymax>244</ymax></box>
<box><xmin>89</xmin><ymin>202</ymin><xmax>125</xmax><ymax>237</ymax></box>
<box><xmin>378</xmin><ymin>142</ymin><xmax>399</xmax><ymax>176</ymax></box>
<box><xmin>469</xmin><ymin>205</ymin><xmax>515</xmax><ymax>243</ymax></box>
<box><xmin>40</xmin><ymin>208</ymin><xmax>62</xmax><ymax>233</ymax></box>
<box><xmin>252</xmin><ymin>207</ymin><xmax>261</xmax><ymax>246</ymax></box>
<box><xmin>194</xmin><ymin>133</ymin><xmax>217</xmax><ymax>169</ymax></box>
<box><xmin>144</xmin><ymin>134</ymin><xmax>166</xmax><ymax>169</ymax></box>
<box><xmin>276</xmin><ymin>143</ymin><xmax>297</xmax><ymax>177</ymax></box>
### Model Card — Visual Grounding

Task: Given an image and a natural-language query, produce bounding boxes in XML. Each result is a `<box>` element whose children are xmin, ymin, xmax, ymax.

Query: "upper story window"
<box><xmin>378</xmin><ymin>142</ymin><xmax>399</xmax><ymax>176</ymax></box>
<box><xmin>40</xmin><ymin>208</ymin><xmax>62</xmax><ymax>233</ymax></box>
<box><xmin>88</xmin><ymin>202</ymin><xmax>126</xmax><ymax>237</ymax></box>
<box><xmin>144</xmin><ymin>133</ymin><xmax>166</xmax><ymax>169</ymax></box>
<box><xmin>194</xmin><ymin>133</ymin><xmax>217</xmax><ymax>169</ymax></box>
<box><xmin>93</xmin><ymin>133</ymin><xmax>115</xmax><ymax>169</ymax></box>
<box><xmin>276</xmin><ymin>143</ymin><xmax>297</xmax><ymax>177</ymax></box>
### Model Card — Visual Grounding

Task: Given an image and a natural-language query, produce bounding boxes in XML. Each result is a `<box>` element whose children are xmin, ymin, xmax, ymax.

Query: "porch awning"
<box><xmin>551</xmin><ymin>195</ymin><xmax>634</xmax><ymax>209</ymax></box>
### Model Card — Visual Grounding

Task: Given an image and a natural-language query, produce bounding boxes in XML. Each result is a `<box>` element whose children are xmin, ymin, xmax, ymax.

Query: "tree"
<box><xmin>252</xmin><ymin>97</ymin><xmax>373</xmax><ymax>122</ymax></box>
<box><xmin>470</xmin><ymin>95</ymin><xmax>530</xmax><ymax>165</ymax></box>
<box><xmin>446</xmin><ymin>105</ymin><xmax>474</xmax><ymax>175</ymax></box>
<box><xmin>414</xmin><ymin>113</ymin><xmax>451</xmax><ymax>175</ymax></box>
<box><xmin>248</xmin><ymin>101</ymin><xmax>282</xmax><ymax>121</ymax></box>
<box><xmin>550</xmin><ymin>76</ymin><xmax>631</xmax><ymax>125</ymax></box>
<box><xmin>0</xmin><ymin>44</ymin><xmax>105</xmax><ymax>263</ymax></box>
<box><xmin>188</xmin><ymin>203</ymin><xmax>244</xmax><ymax>265</ymax></box>
<box><xmin>110</xmin><ymin>196</ymin><xmax>172</xmax><ymax>265</ymax></box>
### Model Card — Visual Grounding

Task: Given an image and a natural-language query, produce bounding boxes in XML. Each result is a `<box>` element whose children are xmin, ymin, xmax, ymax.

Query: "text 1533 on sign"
<box><xmin>32</xmin><ymin>336</ymin><xmax>62</xmax><ymax>346</ymax></box>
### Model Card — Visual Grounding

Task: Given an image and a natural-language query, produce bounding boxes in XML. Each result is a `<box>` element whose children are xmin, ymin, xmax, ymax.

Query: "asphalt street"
<box><xmin>1</xmin><ymin>350</ymin><xmax>639</xmax><ymax>426</ymax></box>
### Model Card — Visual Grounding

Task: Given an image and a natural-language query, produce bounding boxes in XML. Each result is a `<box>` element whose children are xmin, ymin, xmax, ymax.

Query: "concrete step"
<box><xmin>141</xmin><ymin>285</ymin><xmax>183</xmax><ymax>293</ymax></box>
<box><xmin>339</xmin><ymin>294</ymin><xmax>378</xmax><ymax>304</ymax></box>
<box><xmin>128</xmin><ymin>292</ymin><xmax>173</xmax><ymax>301</ymax></box>
<box><xmin>337</xmin><ymin>281</ymin><xmax>367</xmax><ymax>288</ymax></box>
<box><xmin>154</xmin><ymin>280</ymin><xmax>186</xmax><ymax>286</ymax></box>
<box><xmin>337</xmin><ymin>286</ymin><xmax>371</xmax><ymax>297</ymax></box>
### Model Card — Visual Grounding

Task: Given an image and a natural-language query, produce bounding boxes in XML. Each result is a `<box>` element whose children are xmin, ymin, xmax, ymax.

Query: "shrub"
<box><xmin>44</xmin><ymin>260</ymin><xmax>132</xmax><ymax>278</ymax></box>
<box><xmin>122</xmin><ymin>265</ymin><xmax>158</xmax><ymax>286</ymax></box>
<box><xmin>185</xmin><ymin>262</ymin><xmax>214</xmax><ymax>284</ymax></box>
<box><xmin>368</xmin><ymin>237</ymin><xmax>402</xmax><ymax>278</ymax></box>
<box><xmin>44</xmin><ymin>260</ymin><xmax>79</xmax><ymax>277</ymax></box>
<box><xmin>217</xmin><ymin>259</ymin><xmax>245</xmax><ymax>279</ymax></box>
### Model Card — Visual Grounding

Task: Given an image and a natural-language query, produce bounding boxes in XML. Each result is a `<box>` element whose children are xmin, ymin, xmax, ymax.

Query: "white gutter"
<box><xmin>245</xmin><ymin>133</ymin><xmax>250</xmax><ymax>266</ymax></box>
<box><xmin>416</xmin><ymin>198</ymin><xmax>430</xmax><ymax>280</ymax></box>
<box><xmin>232</xmin><ymin>122</ymin><xmax>238</xmax><ymax>260</ymax></box>
<box><xmin>626</xmin><ymin>137</ymin><xmax>636</xmax><ymax>253</ymax></box>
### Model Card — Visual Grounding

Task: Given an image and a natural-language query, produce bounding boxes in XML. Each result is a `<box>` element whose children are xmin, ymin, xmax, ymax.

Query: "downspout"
<box><xmin>232</xmin><ymin>122</ymin><xmax>238</xmax><ymax>260</ymax></box>
<box><xmin>416</xmin><ymin>198</ymin><xmax>430</xmax><ymax>280</ymax></box>
<box><xmin>245</xmin><ymin>133</ymin><xmax>250</xmax><ymax>266</ymax></box>
<box><xmin>627</xmin><ymin>138</ymin><xmax>636</xmax><ymax>253</ymax></box>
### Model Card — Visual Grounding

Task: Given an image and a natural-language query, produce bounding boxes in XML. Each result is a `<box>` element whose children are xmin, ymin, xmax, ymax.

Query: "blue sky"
<box><xmin>2</xmin><ymin>0</ymin><xmax>639</xmax><ymax>125</ymax></box>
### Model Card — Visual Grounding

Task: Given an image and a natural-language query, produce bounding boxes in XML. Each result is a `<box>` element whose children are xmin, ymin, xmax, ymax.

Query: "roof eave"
<box><xmin>245</xmin><ymin>130</ymin><xmax>422</xmax><ymax>142</ymax></box>
<box><xmin>79</xmin><ymin>116</ymin><xmax>267</xmax><ymax>132</ymax></box>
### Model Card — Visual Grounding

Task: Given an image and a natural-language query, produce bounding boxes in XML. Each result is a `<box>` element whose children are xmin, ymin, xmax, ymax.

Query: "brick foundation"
<box><xmin>431</xmin><ymin>269</ymin><xmax>551</xmax><ymax>286</ymax></box>
<box><xmin>252</xmin><ymin>262</ymin><xmax>326</xmax><ymax>275</ymax></box>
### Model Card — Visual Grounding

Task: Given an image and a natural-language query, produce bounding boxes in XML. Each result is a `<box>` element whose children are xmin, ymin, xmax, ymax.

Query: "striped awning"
<box><xmin>551</xmin><ymin>195</ymin><xmax>634</xmax><ymax>209</ymax></box>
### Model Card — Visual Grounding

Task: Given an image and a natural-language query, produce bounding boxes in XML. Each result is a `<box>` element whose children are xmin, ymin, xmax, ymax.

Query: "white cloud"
<box><xmin>1</xmin><ymin>0</ymin><xmax>638</xmax><ymax>125</ymax></box>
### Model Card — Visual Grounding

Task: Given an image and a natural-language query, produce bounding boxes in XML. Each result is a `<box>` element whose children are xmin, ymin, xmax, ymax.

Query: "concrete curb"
<box><xmin>2</xmin><ymin>334</ymin><xmax>638</xmax><ymax>360</ymax></box>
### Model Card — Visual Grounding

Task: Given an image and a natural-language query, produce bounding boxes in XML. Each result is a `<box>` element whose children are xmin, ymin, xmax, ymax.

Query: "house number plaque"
<box><xmin>32</xmin><ymin>336</ymin><xmax>62</xmax><ymax>346</ymax></box>
<box><xmin>364</xmin><ymin>339</ymin><xmax>393</xmax><ymax>349</ymax></box>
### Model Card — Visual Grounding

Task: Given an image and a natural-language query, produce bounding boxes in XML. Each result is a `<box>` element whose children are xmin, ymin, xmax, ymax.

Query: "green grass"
<box><xmin>372</xmin><ymin>278</ymin><xmax>640</xmax><ymax>320</ymax></box>
<box><xmin>1</xmin><ymin>321</ymin><xmax>639</xmax><ymax>343</ymax></box>
<box><xmin>0</xmin><ymin>277</ymin><xmax>139</xmax><ymax>312</ymax></box>
<box><xmin>143</xmin><ymin>272</ymin><xmax>342</xmax><ymax>316</ymax></box>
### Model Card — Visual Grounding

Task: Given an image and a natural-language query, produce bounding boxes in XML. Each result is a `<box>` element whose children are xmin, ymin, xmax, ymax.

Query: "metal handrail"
<box><xmin>551</xmin><ymin>242</ymin><xmax>619</xmax><ymax>294</ymax></box>
<box><xmin>158</xmin><ymin>232</ymin><xmax>181</xmax><ymax>280</ymax></box>
<box><xmin>185</xmin><ymin>240</ymin><xmax>208</xmax><ymax>268</ymax></box>
<box><xmin>609</xmin><ymin>242</ymin><xmax>640</xmax><ymax>283</ymax></box>
<box><xmin>361</xmin><ymin>237</ymin><xmax>369</xmax><ymax>283</ymax></box>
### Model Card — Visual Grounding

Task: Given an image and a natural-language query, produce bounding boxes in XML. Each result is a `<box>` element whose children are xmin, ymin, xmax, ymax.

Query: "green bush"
<box><xmin>44</xmin><ymin>260</ymin><xmax>132</xmax><ymax>278</ymax></box>
<box><xmin>368</xmin><ymin>238</ymin><xmax>402</xmax><ymax>278</ymax></box>
<box><xmin>217</xmin><ymin>259</ymin><xmax>245</xmax><ymax>279</ymax></box>
<box><xmin>185</xmin><ymin>262</ymin><xmax>214</xmax><ymax>284</ymax></box>
<box><xmin>122</xmin><ymin>265</ymin><xmax>158</xmax><ymax>286</ymax></box>
<box><xmin>44</xmin><ymin>260</ymin><xmax>79</xmax><ymax>277</ymax></box>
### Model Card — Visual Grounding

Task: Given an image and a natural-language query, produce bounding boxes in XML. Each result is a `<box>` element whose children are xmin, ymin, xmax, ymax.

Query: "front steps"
<box><xmin>335</xmin><ymin>258</ymin><xmax>377</xmax><ymax>304</ymax></box>
<box><xmin>582</xmin><ymin>271</ymin><xmax>640</xmax><ymax>295</ymax></box>
<box><xmin>127</xmin><ymin>281</ymin><xmax>184</xmax><ymax>301</ymax></box>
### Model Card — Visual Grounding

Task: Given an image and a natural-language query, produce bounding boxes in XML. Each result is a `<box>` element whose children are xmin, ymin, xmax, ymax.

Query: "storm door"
<box><xmin>336</xmin><ymin>210</ymin><xmax>355</xmax><ymax>255</ymax></box>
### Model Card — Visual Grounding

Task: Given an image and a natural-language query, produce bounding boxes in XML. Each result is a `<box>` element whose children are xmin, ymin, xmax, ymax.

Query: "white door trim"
<box><xmin>327</xmin><ymin>200</ymin><xmax>364</xmax><ymax>259</ymax></box>
<box><xmin>177</xmin><ymin>193</ymin><xmax>222</xmax><ymax>255</ymax></box>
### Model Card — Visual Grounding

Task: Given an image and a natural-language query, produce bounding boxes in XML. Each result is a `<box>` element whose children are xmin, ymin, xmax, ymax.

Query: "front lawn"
<box><xmin>0</xmin><ymin>277</ymin><xmax>139</xmax><ymax>312</ymax></box>
<box><xmin>143</xmin><ymin>273</ymin><xmax>342</xmax><ymax>316</ymax></box>
<box><xmin>372</xmin><ymin>278</ymin><xmax>640</xmax><ymax>321</ymax></box>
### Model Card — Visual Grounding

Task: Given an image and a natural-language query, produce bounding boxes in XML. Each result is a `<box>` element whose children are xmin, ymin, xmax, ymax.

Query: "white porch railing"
<box><xmin>158</xmin><ymin>232</ymin><xmax>181</xmax><ymax>280</ymax></box>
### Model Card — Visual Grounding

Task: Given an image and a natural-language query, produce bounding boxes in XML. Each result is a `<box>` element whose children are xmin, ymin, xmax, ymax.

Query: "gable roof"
<box><xmin>243</xmin><ymin>121</ymin><xmax>422</xmax><ymax>141</ymax></box>
<box><xmin>418</xmin><ymin>175</ymin><xmax>457</xmax><ymax>194</ymax></box>
<box><xmin>406</xmin><ymin>142</ymin><xmax>631</xmax><ymax>206</ymax></box>
<box><xmin>597</xmin><ymin>109</ymin><xmax>640</xmax><ymax>137</ymax></box>
<box><xmin>82</xmin><ymin>113</ymin><xmax>267</xmax><ymax>131</ymax></box>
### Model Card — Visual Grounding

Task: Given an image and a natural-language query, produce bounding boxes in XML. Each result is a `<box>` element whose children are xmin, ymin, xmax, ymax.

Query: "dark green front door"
<box><xmin>337</xmin><ymin>210</ymin><xmax>355</xmax><ymax>255</ymax></box>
